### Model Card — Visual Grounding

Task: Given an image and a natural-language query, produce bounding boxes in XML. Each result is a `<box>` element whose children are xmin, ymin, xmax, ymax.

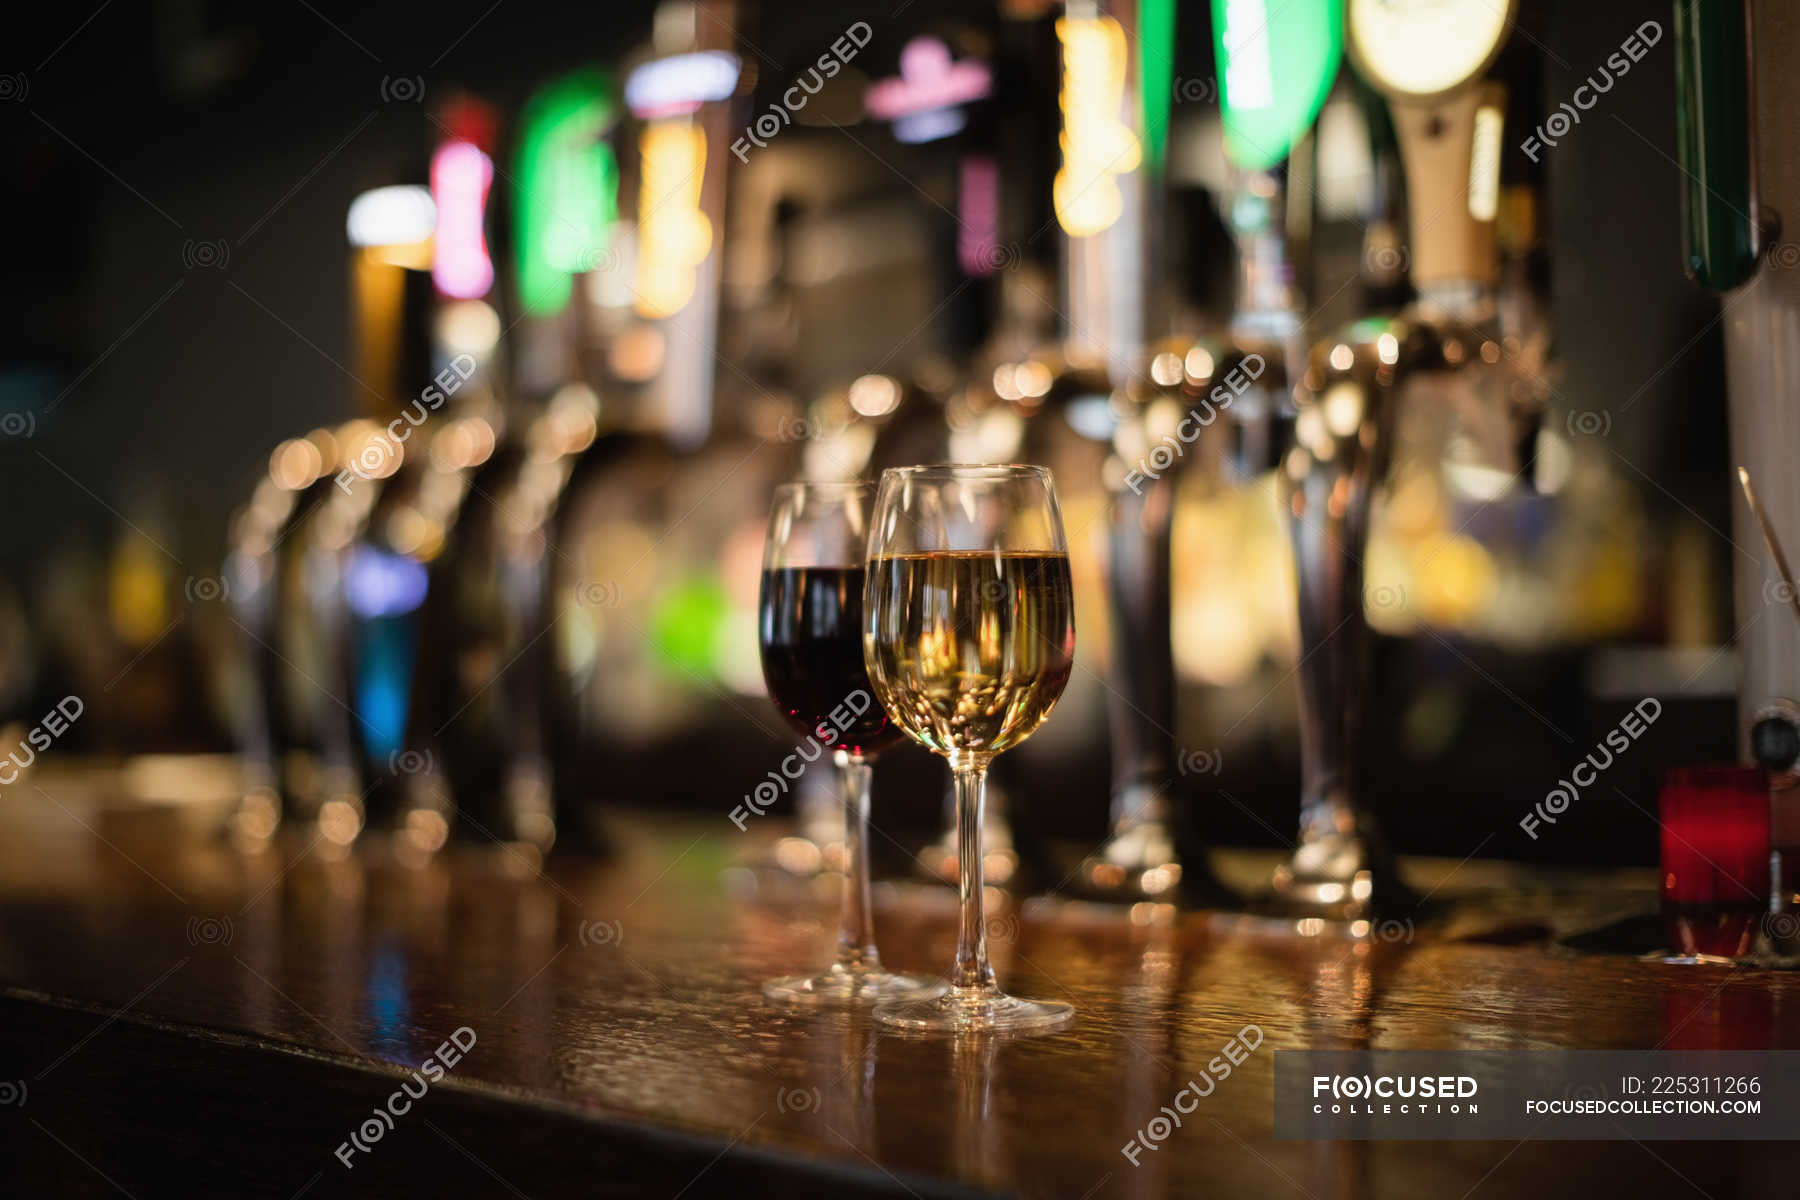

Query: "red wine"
<box><xmin>759</xmin><ymin>566</ymin><xmax>903</xmax><ymax>759</ymax></box>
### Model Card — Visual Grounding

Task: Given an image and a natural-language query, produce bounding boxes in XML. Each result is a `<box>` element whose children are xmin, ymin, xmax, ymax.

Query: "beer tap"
<box><xmin>1678</xmin><ymin>0</ymin><xmax>1800</xmax><ymax>951</ymax></box>
<box><xmin>1074</xmin><ymin>0</ymin><xmax>1341</xmax><ymax>903</ymax></box>
<box><xmin>225</xmin><ymin>180</ymin><xmax>440</xmax><ymax>853</ymax></box>
<box><xmin>1262</xmin><ymin>0</ymin><xmax>1526</xmax><ymax>922</ymax></box>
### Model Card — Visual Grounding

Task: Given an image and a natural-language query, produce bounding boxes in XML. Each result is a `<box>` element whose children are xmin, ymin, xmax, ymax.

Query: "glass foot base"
<box><xmin>873</xmin><ymin>984</ymin><xmax>1073</xmax><ymax>1035</ymax></box>
<box><xmin>762</xmin><ymin>964</ymin><xmax>944</xmax><ymax>1008</ymax></box>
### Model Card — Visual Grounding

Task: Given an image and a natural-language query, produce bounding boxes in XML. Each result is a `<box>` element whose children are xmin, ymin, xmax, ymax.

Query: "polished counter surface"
<box><xmin>1</xmin><ymin>784</ymin><xmax>1797</xmax><ymax>1199</ymax></box>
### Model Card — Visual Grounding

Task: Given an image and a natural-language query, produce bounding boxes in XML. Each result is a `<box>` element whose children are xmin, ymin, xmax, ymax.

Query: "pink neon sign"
<box><xmin>431</xmin><ymin>140</ymin><xmax>494</xmax><ymax>299</ymax></box>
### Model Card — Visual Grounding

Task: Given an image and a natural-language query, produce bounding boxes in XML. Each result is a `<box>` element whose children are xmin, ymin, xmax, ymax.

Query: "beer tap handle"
<box><xmin>1097</xmin><ymin>442</ymin><xmax>1181</xmax><ymax>881</ymax></box>
<box><xmin>1272</xmin><ymin>327</ymin><xmax>1421</xmax><ymax>917</ymax></box>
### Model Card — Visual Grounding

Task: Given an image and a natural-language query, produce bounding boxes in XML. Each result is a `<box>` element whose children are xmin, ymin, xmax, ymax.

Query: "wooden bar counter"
<box><xmin>1</xmin><ymin>780</ymin><xmax>1796</xmax><ymax>1198</ymax></box>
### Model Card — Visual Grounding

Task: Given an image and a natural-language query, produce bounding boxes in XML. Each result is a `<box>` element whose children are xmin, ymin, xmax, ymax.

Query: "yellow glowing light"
<box><xmin>1014</xmin><ymin>359</ymin><xmax>1053</xmax><ymax>398</ymax></box>
<box><xmin>1347</xmin><ymin>0</ymin><xmax>1511</xmax><ymax>99</ymax></box>
<box><xmin>339</xmin><ymin>423</ymin><xmax>403</xmax><ymax>481</ymax></box>
<box><xmin>1328</xmin><ymin>342</ymin><xmax>1354</xmax><ymax>372</ymax></box>
<box><xmin>848</xmin><ymin>374</ymin><xmax>902</xmax><ymax>417</ymax></box>
<box><xmin>1469</xmin><ymin>105</ymin><xmax>1503</xmax><ymax>222</ymax></box>
<box><xmin>385</xmin><ymin>506</ymin><xmax>431</xmax><ymax>557</ymax></box>
<box><xmin>110</xmin><ymin>543</ymin><xmax>168</xmax><ymax>646</ymax></box>
<box><xmin>1323</xmin><ymin>382</ymin><xmax>1364</xmax><ymax>438</ymax></box>
<box><xmin>635</xmin><ymin>123</ymin><xmax>713</xmax><ymax>318</ymax></box>
<box><xmin>1149</xmin><ymin>351</ymin><xmax>1184</xmax><ymax>387</ymax></box>
<box><xmin>1376</xmin><ymin>332</ymin><xmax>1400</xmax><ymax>364</ymax></box>
<box><xmin>436</xmin><ymin>300</ymin><xmax>502</xmax><ymax>357</ymax></box>
<box><xmin>1053</xmin><ymin>16</ymin><xmax>1140</xmax><ymax>237</ymax></box>
<box><xmin>992</xmin><ymin>363</ymin><xmax>1021</xmax><ymax>401</ymax></box>
<box><xmin>1184</xmin><ymin>346</ymin><xmax>1215</xmax><ymax>382</ymax></box>
<box><xmin>318</xmin><ymin>798</ymin><xmax>364</xmax><ymax>846</ymax></box>
<box><xmin>1415</xmin><ymin>534</ymin><xmax>1495</xmax><ymax>626</ymax></box>
<box><xmin>610</xmin><ymin>324</ymin><xmax>667</xmax><ymax>381</ymax></box>
<box><xmin>548</xmin><ymin>383</ymin><xmax>600</xmax><ymax>454</ymax></box>
<box><xmin>270</xmin><ymin>437</ymin><xmax>323</xmax><ymax>490</ymax></box>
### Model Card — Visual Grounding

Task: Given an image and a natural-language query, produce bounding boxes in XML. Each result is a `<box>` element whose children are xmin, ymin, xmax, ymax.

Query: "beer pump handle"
<box><xmin>1674</xmin><ymin>0</ymin><xmax>1759</xmax><ymax>290</ymax></box>
<box><xmin>1389</xmin><ymin>83</ymin><xmax>1504</xmax><ymax>300</ymax></box>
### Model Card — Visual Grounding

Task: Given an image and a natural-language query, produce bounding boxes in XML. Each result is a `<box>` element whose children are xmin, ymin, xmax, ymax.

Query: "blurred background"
<box><xmin>0</xmin><ymin>0</ymin><xmax>1738</xmax><ymax>871</ymax></box>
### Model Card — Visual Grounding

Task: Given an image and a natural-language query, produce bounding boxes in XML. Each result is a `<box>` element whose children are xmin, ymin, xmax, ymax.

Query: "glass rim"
<box><xmin>771</xmin><ymin>478</ymin><xmax>874</xmax><ymax>498</ymax></box>
<box><xmin>877</xmin><ymin>463</ymin><xmax>1054</xmax><ymax>481</ymax></box>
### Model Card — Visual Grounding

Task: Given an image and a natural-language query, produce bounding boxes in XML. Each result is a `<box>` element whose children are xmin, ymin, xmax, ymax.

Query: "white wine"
<box><xmin>865</xmin><ymin>551</ymin><xmax>1075</xmax><ymax>759</ymax></box>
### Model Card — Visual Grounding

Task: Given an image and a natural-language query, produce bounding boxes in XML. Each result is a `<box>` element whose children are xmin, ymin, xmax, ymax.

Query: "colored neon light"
<box><xmin>1054</xmin><ymin>16</ymin><xmax>1140</xmax><ymax>238</ymax></box>
<box><xmin>634</xmin><ymin>123</ymin><xmax>711</xmax><ymax>319</ymax></box>
<box><xmin>1469</xmin><ymin>104</ymin><xmax>1503</xmax><ymax>221</ymax></box>
<box><xmin>1213</xmin><ymin>0</ymin><xmax>1342</xmax><ymax>171</ymax></box>
<box><xmin>431</xmin><ymin>141</ymin><xmax>494</xmax><ymax>299</ymax></box>
<box><xmin>626</xmin><ymin>51</ymin><xmax>741</xmax><ymax>118</ymax></box>
<box><xmin>1138</xmin><ymin>0</ymin><xmax>1175</xmax><ymax>174</ymax></box>
<box><xmin>958</xmin><ymin>155</ymin><xmax>1000</xmax><ymax>277</ymax></box>
<box><xmin>515</xmin><ymin>70</ymin><xmax>618</xmax><ymax>316</ymax></box>
<box><xmin>866</xmin><ymin>37</ymin><xmax>992</xmax><ymax>120</ymax></box>
<box><xmin>895</xmin><ymin>108</ymin><xmax>966</xmax><ymax>144</ymax></box>
<box><xmin>346</xmin><ymin>186</ymin><xmax>435</xmax><ymax>248</ymax></box>
<box><xmin>345</xmin><ymin>545</ymin><xmax>430</xmax><ymax>618</ymax></box>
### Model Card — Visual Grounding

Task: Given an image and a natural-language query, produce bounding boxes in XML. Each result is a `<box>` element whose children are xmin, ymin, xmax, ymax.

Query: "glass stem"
<box><xmin>951</xmin><ymin>760</ymin><xmax>997</xmax><ymax>991</ymax></box>
<box><xmin>836</xmin><ymin>753</ymin><xmax>879</xmax><ymax>971</ymax></box>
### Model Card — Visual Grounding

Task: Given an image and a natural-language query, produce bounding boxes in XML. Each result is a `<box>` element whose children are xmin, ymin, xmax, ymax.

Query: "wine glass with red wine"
<box><xmin>757</xmin><ymin>481</ymin><xmax>944</xmax><ymax>1006</ymax></box>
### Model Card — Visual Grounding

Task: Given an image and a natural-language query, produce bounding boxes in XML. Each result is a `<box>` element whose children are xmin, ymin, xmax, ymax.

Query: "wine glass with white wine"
<box><xmin>862</xmin><ymin>465</ymin><xmax>1076</xmax><ymax>1034</ymax></box>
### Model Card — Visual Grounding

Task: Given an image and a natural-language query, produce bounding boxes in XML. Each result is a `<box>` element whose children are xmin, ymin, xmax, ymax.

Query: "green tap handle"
<box><xmin>1674</xmin><ymin>0</ymin><xmax>1758</xmax><ymax>289</ymax></box>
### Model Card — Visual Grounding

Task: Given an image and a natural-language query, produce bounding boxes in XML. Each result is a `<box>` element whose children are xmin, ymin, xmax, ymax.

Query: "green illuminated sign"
<box><xmin>1213</xmin><ymin>0</ymin><xmax>1342</xmax><ymax>171</ymax></box>
<box><xmin>1138</xmin><ymin>0</ymin><xmax>1175</xmax><ymax>175</ymax></box>
<box><xmin>515</xmin><ymin>69</ymin><xmax>619</xmax><ymax>316</ymax></box>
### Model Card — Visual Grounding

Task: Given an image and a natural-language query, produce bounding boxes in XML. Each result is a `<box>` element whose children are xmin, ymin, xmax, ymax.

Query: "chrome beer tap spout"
<box><xmin>1271</xmin><ymin>321</ymin><xmax>1432</xmax><ymax>919</ymax></box>
<box><xmin>1253</xmin><ymin>0</ymin><xmax>1529</xmax><ymax>926</ymax></box>
<box><xmin>1078</xmin><ymin>341</ymin><xmax>1269</xmax><ymax>904</ymax></box>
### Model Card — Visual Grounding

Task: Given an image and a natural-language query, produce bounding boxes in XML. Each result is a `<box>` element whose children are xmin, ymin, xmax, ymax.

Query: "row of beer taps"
<box><xmin>221</xmin><ymin>0</ymin><xmax>1562</xmax><ymax>930</ymax></box>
